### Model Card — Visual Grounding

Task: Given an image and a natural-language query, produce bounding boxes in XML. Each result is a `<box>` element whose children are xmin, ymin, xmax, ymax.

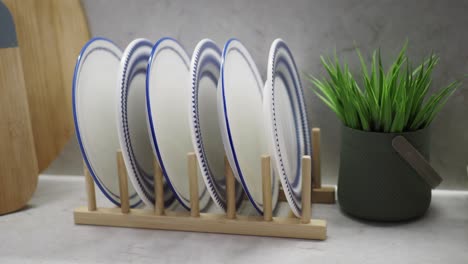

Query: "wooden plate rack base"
<box><xmin>74</xmin><ymin>128</ymin><xmax>335</xmax><ymax>240</ymax></box>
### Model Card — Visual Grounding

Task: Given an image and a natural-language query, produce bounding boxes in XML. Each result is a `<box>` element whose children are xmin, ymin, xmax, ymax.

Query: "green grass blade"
<box><xmin>306</xmin><ymin>42</ymin><xmax>461</xmax><ymax>133</ymax></box>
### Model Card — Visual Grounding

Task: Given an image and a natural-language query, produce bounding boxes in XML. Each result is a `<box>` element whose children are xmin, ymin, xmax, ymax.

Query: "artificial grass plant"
<box><xmin>307</xmin><ymin>43</ymin><xmax>461</xmax><ymax>133</ymax></box>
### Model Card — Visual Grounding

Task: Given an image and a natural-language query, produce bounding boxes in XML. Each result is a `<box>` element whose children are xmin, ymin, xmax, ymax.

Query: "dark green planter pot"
<box><xmin>338</xmin><ymin>126</ymin><xmax>432</xmax><ymax>221</ymax></box>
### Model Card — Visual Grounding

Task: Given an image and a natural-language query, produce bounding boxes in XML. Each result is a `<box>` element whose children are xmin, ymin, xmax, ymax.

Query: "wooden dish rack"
<box><xmin>73</xmin><ymin>128</ymin><xmax>335</xmax><ymax>240</ymax></box>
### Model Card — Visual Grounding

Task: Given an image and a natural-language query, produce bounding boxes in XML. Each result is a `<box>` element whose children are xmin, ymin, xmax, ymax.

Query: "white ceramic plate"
<box><xmin>218</xmin><ymin>39</ymin><xmax>279</xmax><ymax>214</ymax></box>
<box><xmin>116</xmin><ymin>38</ymin><xmax>175</xmax><ymax>208</ymax></box>
<box><xmin>146</xmin><ymin>37</ymin><xmax>211</xmax><ymax>210</ymax></box>
<box><xmin>73</xmin><ymin>37</ymin><xmax>141</xmax><ymax>207</ymax></box>
<box><xmin>263</xmin><ymin>38</ymin><xmax>311</xmax><ymax>217</ymax></box>
<box><xmin>188</xmin><ymin>39</ymin><xmax>244</xmax><ymax>211</ymax></box>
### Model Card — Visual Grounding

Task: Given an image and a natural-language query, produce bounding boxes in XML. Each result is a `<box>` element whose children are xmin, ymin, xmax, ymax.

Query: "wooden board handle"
<box><xmin>392</xmin><ymin>136</ymin><xmax>442</xmax><ymax>188</ymax></box>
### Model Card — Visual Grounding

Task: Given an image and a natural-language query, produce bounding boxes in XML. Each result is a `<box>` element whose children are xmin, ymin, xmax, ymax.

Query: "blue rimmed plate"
<box><xmin>73</xmin><ymin>37</ymin><xmax>141</xmax><ymax>207</ymax></box>
<box><xmin>263</xmin><ymin>38</ymin><xmax>311</xmax><ymax>217</ymax></box>
<box><xmin>188</xmin><ymin>39</ymin><xmax>244</xmax><ymax>211</ymax></box>
<box><xmin>146</xmin><ymin>37</ymin><xmax>211</xmax><ymax>210</ymax></box>
<box><xmin>116</xmin><ymin>38</ymin><xmax>175</xmax><ymax>208</ymax></box>
<box><xmin>218</xmin><ymin>39</ymin><xmax>279</xmax><ymax>214</ymax></box>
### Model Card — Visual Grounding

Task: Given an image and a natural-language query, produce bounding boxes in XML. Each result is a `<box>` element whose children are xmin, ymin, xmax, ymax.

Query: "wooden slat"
<box><xmin>312</xmin><ymin>187</ymin><xmax>336</xmax><ymax>204</ymax></box>
<box><xmin>74</xmin><ymin>207</ymin><xmax>327</xmax><ymax>240</ymax></box>
<box><xmin>278</xmin><ymin>186</ymin><xmax>336</xmax><ymax>204</ymax></box>
<box><xmin>261</xmin><ymin>155</ymin><xmax>272</xmax><ymax>221</ymax></box>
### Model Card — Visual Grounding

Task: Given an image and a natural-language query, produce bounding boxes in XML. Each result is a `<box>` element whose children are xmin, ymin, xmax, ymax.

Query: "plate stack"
<box><xmin>73</xmin><ymin>37</ymin><xmax>311</xmax><ymax>218</ymax></box>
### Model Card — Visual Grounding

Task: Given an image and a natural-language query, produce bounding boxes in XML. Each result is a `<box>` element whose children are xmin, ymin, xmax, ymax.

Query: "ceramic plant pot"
<box><xmin>337</xmin><ymin>126</ymin><xmax>440</xmax><ymax>221</ymax></box>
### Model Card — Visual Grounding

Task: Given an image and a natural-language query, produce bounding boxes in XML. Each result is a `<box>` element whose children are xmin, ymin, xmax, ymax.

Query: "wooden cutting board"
<box><xmin>0</xmin><ymin>1</ymin><xmax>38</xmax><ymax>215</ymax></box>
<box><xmin>4</xmin><ymin>0</ymin><xmax>90</xmax><ymax>172</ymax></box>
<box><xmin>52</xmin><ymin>0</ymin><xmax>91</xmax><ymax>114</ymax></box>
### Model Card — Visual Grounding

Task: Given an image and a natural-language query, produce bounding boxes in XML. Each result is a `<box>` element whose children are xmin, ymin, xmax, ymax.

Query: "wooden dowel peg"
<box><xmin>301</xmin><ymin>156</ymin><xmax>312</xmax><ymax>224</ymax></box>
<box><xmin>225</xmin><ymin>155</ymin><xmax>236</xmax><ymax>219</ymax></box>
<box><xmin>84</xmin><ymin>161</ymin><xmax>96</xmax><ymax>211</ymax></box>
<box><xmin>116</xmin><ymin>151</ymin><xmax>130</xmax><ymax>214</ymax></box>
<box><xmin>312</xmin><ymin>128</ymin><xmax>322</xmax><ymax>188</ymax></box>
<box><xmin>188</xmin><ymin>153</ymin><xmax>200</xmax><ymax>217</ymax></box>
<box><xmin>153</xmin><ymin>157</ymin><xmax>165</xmax><ymax>216</ymax></box>
<box><xmin>261</xmin><ymin>155</ymin><xmax>272</xmax><ymax>221</ymax></box>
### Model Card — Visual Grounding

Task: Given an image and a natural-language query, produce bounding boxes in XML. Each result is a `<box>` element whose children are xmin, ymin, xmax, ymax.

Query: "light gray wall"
<box><xmin>47</xmin><ymin>0</ymin><xmax>468</xmax><ymax>190</ymax></box>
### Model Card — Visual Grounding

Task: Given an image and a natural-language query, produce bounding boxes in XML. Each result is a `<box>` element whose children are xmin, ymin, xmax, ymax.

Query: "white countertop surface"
<box><xmin>1</xmin><ymin>175</ymin><xmax>467</xmax><ymax>264</ymax></box>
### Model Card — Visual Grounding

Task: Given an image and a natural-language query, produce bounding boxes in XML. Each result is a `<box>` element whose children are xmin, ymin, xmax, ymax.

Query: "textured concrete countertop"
<box><xmin>1</xmin><ymin>175</ymin><xmax>467</xmax><ymax>264</ymax></box>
